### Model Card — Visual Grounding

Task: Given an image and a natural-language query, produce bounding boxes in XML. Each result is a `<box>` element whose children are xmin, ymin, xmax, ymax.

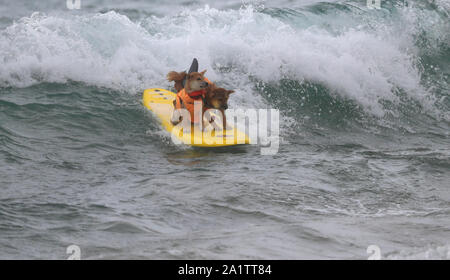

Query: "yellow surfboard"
<box><xmin>142</xmin><ymin>88</ymin><xmax>250</xmax><ymax>147</ymax></box>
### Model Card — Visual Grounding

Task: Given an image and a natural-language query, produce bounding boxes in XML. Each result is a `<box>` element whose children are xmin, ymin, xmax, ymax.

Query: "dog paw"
<box><xmin>170</xmin><ymin>117</ymin><xmax>181</xmax><ymax>126</ymax></box>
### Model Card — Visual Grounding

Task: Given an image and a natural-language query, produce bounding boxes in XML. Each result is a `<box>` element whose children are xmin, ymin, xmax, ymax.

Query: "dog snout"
<box><xmin>223</xmin><ymin>104</ymin><xmax>228</xmax><ymax>110</ymax></box>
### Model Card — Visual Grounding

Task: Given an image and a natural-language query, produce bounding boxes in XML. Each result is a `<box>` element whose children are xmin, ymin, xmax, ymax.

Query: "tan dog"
<box><xmin>167</xmin><ymin>70</ymin><xmax>209</xmax><ymax>125</ymax></box>
<box><xmin>167</xmin><ymin>69</ymin><xmax>234</xmax><ymax>130</ymax></box>
<box><xmin>167</xmin><ymin>70</ymin><xmax>208</xmax><ymax>93</ymax></box>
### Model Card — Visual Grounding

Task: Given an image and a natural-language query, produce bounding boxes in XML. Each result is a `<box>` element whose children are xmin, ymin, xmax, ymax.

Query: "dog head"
<box><xmin>185</xmin><ymin>70</ymin><xmax>208</xmax><ymax>93</ymax></box>
<box><xmin>205</xmin><ymin>86</ymin><xmax>234</xmax><ymax>110</ymax></box>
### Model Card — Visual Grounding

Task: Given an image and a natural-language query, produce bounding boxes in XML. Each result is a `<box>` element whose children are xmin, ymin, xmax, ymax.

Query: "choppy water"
<box><xmin>0</xmin><ymin>0</ymin><xmax>449</xmax><ymax>259</ymax></box>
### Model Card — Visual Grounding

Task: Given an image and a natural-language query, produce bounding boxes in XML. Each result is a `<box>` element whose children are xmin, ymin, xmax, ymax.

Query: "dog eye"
<box><xmin>197</xmin><ymin>78</ymin><xmax>201</xmax><ymax>80</ymax></box>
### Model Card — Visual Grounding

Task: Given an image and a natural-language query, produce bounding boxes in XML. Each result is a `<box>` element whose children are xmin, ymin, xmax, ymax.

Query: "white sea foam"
<box><xmin>0</xmin><ymin>4</ymin><xmax>446</xmax><ymax>118</ymax></box>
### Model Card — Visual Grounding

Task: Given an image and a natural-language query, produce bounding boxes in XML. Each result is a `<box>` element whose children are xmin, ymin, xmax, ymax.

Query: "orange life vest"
<box><xmin>174</xmin><ymin>88</ymin><xmax>205</xmax><ymax>124</ymax></box>
<box><xmin>174</xmin><ymin>77</ymin><xmax>211</xmax><ymax>124</ymax></box>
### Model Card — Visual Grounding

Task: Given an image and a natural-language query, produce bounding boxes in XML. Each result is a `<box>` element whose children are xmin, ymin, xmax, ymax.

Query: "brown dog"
<box><xmin>203</xmin><ymin>84</ymin><xmax>234</xmax><ymax>130</ymax></box>
<box><xmin>167</xmin><ymin>70</ymin><xmax>208</xmax><ymax>93</ymax></box>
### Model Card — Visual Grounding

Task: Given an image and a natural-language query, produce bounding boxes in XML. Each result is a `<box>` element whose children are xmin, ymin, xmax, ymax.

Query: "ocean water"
<box><xmin>0</xmin><ymin>0</ymin><xmax>449</xmax><ymax>259</ymax></box>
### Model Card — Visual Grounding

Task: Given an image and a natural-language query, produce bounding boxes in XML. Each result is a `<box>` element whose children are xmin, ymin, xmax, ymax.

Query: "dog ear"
<box><xmin>167</xmin><ymin>71</ymin><xmax>186</xmax><ymax>82</ymax></box>
<box><xmin>200</xmin><ymin>70</ymin><xmax>207</xmax><ymax>76</ymax></box>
